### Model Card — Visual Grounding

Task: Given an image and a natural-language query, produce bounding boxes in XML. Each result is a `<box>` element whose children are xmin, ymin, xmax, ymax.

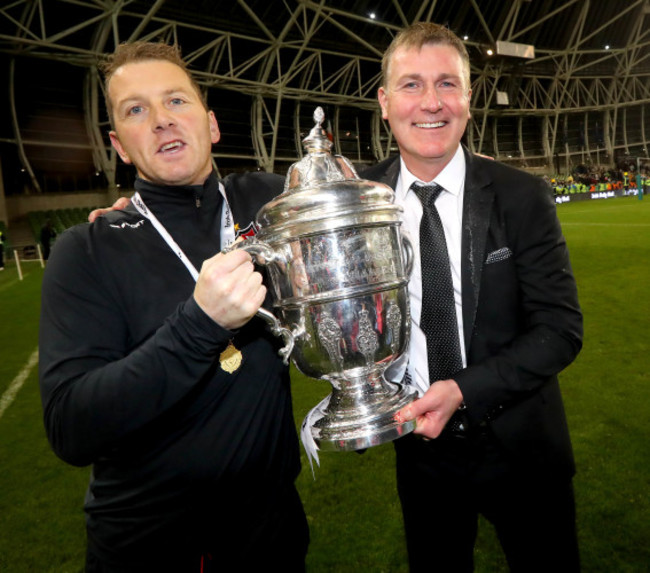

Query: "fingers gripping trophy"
<box><xmin>231</xmin><ymin>107</ymin><xmax>416</xmax><ymax>458</ymax></box>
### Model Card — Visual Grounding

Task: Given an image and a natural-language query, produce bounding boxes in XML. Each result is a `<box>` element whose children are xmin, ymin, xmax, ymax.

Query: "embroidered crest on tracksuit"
<box><xmin>235</xmin><ymin>221</ymin><xmax>258</xmax><ymax>240</ymax></box>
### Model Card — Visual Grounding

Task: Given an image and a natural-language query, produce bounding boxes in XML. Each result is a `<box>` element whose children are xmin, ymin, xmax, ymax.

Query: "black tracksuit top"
<box><xmin>39</xmin><ymin>171</ymin><xmax>302</xmax><ymax>561</ymax></box>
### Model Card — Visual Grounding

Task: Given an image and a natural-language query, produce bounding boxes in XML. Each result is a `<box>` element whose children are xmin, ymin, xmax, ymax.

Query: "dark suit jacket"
<box><xmin>361</xmin><ymin>147</ymin><xmax>583</xmax><ymax>477</ymax></box>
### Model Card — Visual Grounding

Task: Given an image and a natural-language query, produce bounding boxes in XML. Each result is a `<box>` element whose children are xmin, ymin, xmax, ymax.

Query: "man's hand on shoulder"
<box><xmin>88</xmin><ymin>197</ymin><xmax>132</xmax><ymax>222</ymax></box>
<box><xmin>395</xmin><ymin>379</ymin><xmax>464</xmax><ymax>439</ymax></box>
<box><xmin>193</xmin><ymin>249</ymin><xmax>266</xmax><ymax>331</ymax></box>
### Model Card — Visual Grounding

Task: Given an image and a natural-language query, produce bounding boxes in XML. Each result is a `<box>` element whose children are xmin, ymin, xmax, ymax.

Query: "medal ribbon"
<box><xmin>132</xmin><ymin>186</ymin><xmax>242</xmax><ymax>376</ymax></box>
<box><xmin>131</xmin><ymin>182</ymin><xmax>235</xmax><ymax>281</ymax></box>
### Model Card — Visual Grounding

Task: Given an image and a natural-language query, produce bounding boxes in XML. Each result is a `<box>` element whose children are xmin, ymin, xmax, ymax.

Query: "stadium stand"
<box><xmin>27</xmin><ymin>208</ymin><xmax>94</xmax><ymax>243</ymax></box>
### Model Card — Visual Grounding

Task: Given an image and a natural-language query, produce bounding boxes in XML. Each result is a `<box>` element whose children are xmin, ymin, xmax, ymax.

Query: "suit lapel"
<box><xmin>364</xmin><ymin>156</ymin><xmax>400</xmax><ymax>189</ymax></box>
<box><xmin>461</xmin><ymin>148</ymin><xmax>494</xmax><ymax>354</ymax></box>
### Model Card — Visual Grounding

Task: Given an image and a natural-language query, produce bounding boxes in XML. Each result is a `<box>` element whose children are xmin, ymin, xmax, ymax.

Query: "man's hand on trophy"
<box><xmin>395</xmin><ymin>379</ymin><xmax>464</xmax><ymax>439</ymax></box>
<box><xmin>88</xmin><ymin>196</ymin><xmax>131</xmax><ymax>222</ymax></box>
<box><xmin>194</xmin><ymin>250</ymin><xmax>267</xmax><ymax>330</ymax></box>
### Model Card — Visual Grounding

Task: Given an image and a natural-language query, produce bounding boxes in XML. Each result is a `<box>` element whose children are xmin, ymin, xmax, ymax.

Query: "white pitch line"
<box><xmin>0</xmin><ymin>348</ymin><xmax>39</xmax><ymax>420</ymax></box>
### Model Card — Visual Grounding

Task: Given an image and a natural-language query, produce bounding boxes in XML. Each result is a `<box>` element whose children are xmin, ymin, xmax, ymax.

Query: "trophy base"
<box><xmin>310</xmin><ymin>380</ymin><xmax>417</xmax><ymax>452</ymax></box>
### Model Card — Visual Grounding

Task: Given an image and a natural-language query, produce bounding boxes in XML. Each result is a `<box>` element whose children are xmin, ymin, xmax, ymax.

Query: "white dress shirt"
<box><xmin>388</xmin><ymin>144</ymin><xmax>467</xmax><ymax>396</ymax></box>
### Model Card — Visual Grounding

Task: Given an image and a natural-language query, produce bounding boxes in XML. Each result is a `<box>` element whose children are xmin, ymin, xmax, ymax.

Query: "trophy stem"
<box><xmin>310</xmin><ymin>372</ymin><xmax>416</xmax><ymax>452</ymax></box>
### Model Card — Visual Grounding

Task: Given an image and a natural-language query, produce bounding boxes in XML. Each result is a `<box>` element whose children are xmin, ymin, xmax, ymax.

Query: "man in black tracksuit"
<box><xmin>39</xmin><ymin>42</ymin><xmax>308</xmax><ymax>572</ymax></box>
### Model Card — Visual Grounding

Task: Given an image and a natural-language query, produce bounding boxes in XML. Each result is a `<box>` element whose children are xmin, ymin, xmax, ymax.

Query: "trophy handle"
<box><xmin>226</xmin><ymin>238</ymin><xmax>285</xmax><ymax>266</ymax></box>
<box><xmin>224</xmin><ymin>239</ymin><xmax>295</xmax><ymax>364</ymax></box>
<box><xmin>255</xmin><ymin>307</ymin><xmax>295</xmax><ymax>364</ymax></box>
<box><xmin>401</xmin><ymin>232</ymin><xmax>414</xmax><ymax>277</ymax></box>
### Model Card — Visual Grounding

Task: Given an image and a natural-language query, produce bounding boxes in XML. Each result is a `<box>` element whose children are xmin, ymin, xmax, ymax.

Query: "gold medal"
<box><xmin>220</xmin><ymin>340</ymin><xmax>242</xmax><ymax>373</ymax></box>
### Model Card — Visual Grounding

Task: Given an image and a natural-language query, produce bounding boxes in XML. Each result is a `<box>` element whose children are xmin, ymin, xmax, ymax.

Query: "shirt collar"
<box><xmin>396</xmin><ymin>144</ymin><xmax>466</xmax><ymax>200</ymax></box>
<box><xmin>134</xmin><ymin>171</ymin><xmax>220</xmax><ymax>205</ymax></box>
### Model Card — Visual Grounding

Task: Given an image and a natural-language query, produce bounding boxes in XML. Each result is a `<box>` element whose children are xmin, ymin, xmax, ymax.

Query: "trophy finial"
<box><xmin>302</xmin><ymin>106</ymin><xmax>332</xmax><ymax>153</ymax></box>
<box><xmin>313</xmin><ymin>106</ymin><xmax>325</xmax><ymax>127</ymax></box>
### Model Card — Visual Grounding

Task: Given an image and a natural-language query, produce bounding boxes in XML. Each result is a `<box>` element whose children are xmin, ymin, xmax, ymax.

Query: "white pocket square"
<box><xmin>485</xmin><ymin>247</ymin><xmax>513</xmax><ymax>264</ymax></box>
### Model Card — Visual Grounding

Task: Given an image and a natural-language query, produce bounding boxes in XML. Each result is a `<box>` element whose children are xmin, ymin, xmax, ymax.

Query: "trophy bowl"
<box><xmin>234</xmin><ymin>107</ymin><xmax>416</xmax><ymax>452</ymax></box>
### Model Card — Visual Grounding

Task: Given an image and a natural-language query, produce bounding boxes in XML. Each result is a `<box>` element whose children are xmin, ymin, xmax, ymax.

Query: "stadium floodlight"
<box><xmin>496</xmin><ymin>91</ymin><xmax>510</xmax><ymax>106</ymax></box>
<box><xmin>495</xmin><ymin>40</ymin><xmax>535</xmax><ymax>59</ymax></box>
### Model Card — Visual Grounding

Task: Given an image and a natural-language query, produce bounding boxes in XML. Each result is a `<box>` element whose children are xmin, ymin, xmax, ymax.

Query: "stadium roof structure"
<box><xmin>0</xmin><ymin>0</ymin><xmax>649</xmax><ymax>194</ymax></box>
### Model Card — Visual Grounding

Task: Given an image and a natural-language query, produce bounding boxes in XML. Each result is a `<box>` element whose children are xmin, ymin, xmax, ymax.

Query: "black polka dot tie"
<box><xmin>411</xmin><ymin>182</ymin><xmax>463</xmax><ymax>383</ymax></box>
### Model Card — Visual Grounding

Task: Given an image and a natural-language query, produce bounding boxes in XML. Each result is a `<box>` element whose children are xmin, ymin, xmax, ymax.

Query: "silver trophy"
<box><xmin>235</xmin><ymin>107</ymin><xmax>416</xmax><ymax>452</ymax></box>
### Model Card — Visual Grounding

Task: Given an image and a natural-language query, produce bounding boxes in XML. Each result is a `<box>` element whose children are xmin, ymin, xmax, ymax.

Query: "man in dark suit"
<box><xmin>362</xmin><ymin>23</ymin><xmax>583</xmax><ymax>572</ymax></box>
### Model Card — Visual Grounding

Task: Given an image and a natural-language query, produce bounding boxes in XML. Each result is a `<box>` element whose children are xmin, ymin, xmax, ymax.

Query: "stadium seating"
<box><xmin>27</xmin><ymin>208</ymin><xmax>95</xmax><ymax>243</ymax></box>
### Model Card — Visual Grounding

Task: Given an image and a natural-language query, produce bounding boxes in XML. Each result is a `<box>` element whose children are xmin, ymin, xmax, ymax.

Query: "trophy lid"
<box><xmin>256</xmin><ymin>106</ymin><xmax>401</xmax><ymax>239</ymax></box>
<box><xmin>283</xmin><ymin>106</ymin><xmax>355</xmax><ymax>192</ymax></box>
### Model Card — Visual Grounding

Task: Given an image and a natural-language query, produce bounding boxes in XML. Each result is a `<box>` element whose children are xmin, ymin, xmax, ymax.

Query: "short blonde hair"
<box><xmin>382</xmin><ymin>22</ymin><xmax>470</xmax><ymax>91</ymax></box>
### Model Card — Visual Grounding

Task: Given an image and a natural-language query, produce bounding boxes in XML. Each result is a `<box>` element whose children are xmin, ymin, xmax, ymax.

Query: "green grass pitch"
<box><xmin>0</xmin><ymin>196</ymin><xmax>648</xmax><ymax>571</ymax></box>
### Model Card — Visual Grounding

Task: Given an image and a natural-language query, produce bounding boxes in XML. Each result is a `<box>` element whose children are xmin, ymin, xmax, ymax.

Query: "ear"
<box><xmin>109</xmin><ymin>131</ymin><xmax>132</xmax><ymax>164</ymax></box>
<box><xmin>208</xmin><ymin>111</ymin><xmax>221</xmax><ymax>144</ymax></box>
<box><xmin>378</xmin><ymin>87</ymin><xmax>389</xmax><ymax>120</ymax></box>
<box><xmin>466</xmin><ymin>88</ymin><xmax>472</xmax><ymax>120</ymax></box>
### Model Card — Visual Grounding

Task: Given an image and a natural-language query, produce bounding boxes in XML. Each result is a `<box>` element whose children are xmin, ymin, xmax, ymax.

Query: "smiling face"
<box><xmin>378</xmin><ymin>43</ymin><xmax>471</xmax><ymax>182</ymax></box>
<box><xmin>108</xmin><ymin>60</ymin><xmax>220</xmax><ymax>187</ymax></box>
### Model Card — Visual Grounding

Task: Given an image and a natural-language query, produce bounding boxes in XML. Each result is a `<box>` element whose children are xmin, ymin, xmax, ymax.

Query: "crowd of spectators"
<box><xmin>547</xmin><ymin>164</ymin><xmax>649</xmax><ymax>196</ymax></box>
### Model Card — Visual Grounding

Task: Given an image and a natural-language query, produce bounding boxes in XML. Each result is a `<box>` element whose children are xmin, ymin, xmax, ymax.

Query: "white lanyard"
<box><xmin>131</xmin><ymin>182</ymin><xmax>235</xmax><ymax>282</ymax></box>
<box><xmin>218</xmin><ymin>182</ymin><xmax>236</xmax><ymax>249</ymax></box>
